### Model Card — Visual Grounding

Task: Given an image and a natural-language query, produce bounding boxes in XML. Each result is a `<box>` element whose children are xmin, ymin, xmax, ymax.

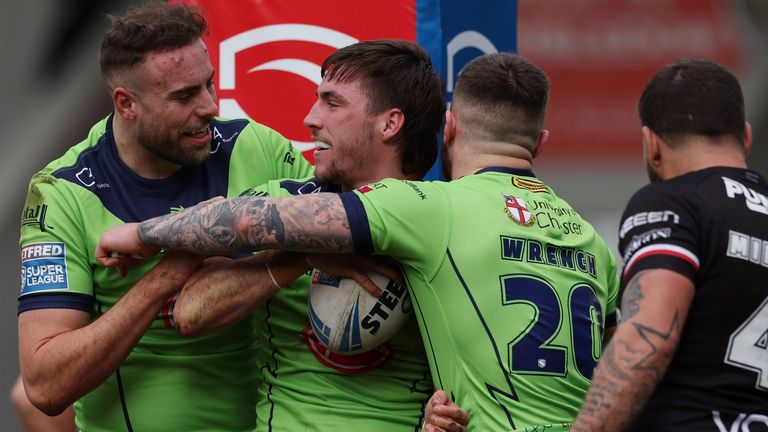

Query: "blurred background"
<box><xmin>1</xmin><ymin>0</ymin><xmax>766</xmax><ymax>428</ymax></box>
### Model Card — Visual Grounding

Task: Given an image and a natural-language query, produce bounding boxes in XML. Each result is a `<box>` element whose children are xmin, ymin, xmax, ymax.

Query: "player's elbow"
<box><xmin>173</xmin><ymin>308</ymin><xmax>206</xmax><ymax>337</ymax></box>
<box><xmin>24</xmin><ymin>385</ymin><xmax>72</xmax><ymax>416</ymax></box>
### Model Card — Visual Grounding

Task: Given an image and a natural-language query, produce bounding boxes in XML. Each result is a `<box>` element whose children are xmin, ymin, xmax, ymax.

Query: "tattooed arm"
<box><xmin>96</xmin><ymin>194</ymin><xmax>354</xmax><ymax>264</ymax></box>
<box><xmin>571</xmin><ymin>269</ymin><xmax>695</xmax><ymax>431</ymax></box>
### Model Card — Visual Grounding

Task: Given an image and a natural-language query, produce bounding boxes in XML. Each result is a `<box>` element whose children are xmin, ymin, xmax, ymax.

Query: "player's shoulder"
<box><xmin>29</xmin><ymin>117</ymin><xmax>112</xmax><ymax>189</ymax></box>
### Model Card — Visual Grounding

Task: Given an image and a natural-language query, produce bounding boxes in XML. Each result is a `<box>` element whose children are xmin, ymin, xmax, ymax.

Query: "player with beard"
<box><xmin>167</xmin><ymin>39</ymin><xmax>469</xmax><ymax>432</ymax></box>
<box><xmin>573</xmin><ymin>60</ymin><xmax>768</xmax><ymax>431</ymax></box>
<box><xmin>16</xmin><ymin>2</ymin><xmax>312</xmax><ymax>431</ymax></box>
<box><xmin>96</xmin><ymin>53</ymin><xmax>619</xmax><ymax>431</ymax></box>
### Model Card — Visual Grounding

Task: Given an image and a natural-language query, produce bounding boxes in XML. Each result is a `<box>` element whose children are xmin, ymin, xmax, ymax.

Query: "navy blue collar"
<box><xmin>475</xmin><ymin>166</ymin><xmax>536</xmax><ymax>178</ymax></box>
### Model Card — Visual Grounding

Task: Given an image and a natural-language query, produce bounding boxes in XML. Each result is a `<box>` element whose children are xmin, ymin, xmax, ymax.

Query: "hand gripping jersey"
<box><xmin>340</xmin><ymin>168</ymin><xmax>619</xmax><ymax>431</ymax></box>
<box><xmin>18</xmin><ymin>115</ymin><xmax>313</xmax><ymax>431</ymax></box>
<box><xmin>619</xmin><ymin>167</ymin><xmax>768</xmax><ymax>431</ymax></box>
<box><xmin>240</xmin><ymin>176</ymin><xmax>433</xmax><ymax>432</ymax></box>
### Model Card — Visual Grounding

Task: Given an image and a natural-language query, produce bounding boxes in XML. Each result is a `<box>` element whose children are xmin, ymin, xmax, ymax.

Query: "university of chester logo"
<box><xmin>503</xmin><ymin>194</ymin><xmax>536</xmax><ymax>226</ymax></box>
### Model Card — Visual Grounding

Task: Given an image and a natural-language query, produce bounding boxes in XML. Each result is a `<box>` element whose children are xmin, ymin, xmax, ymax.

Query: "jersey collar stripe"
<box><xmin>623</xmin><ymin>244</ymin><xmax>700</xmax><ymax>277</ymax></box>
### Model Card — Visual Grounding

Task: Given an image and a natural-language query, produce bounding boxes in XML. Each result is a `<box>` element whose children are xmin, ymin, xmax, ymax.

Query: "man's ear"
<box><xmin>113</xmin><ymin>87</ymin><xmax>138</xmax><ymax>120</ymax></box>
<box><xmin>532</xmin><ymin>129</ymin><xmax>549</xmax><ymax>159</ymax></box>
<box><xmin>744</xmin><ymin>121</ymin><xmax>753</xmax><ymax>156</ymax></box>
<box><xmin>642</xmin><ymin>126</ymin><xmax>662</xmax><ymax>169</ymax></box>
<box><xmin>443</xmin><ymin>110</ymin><xmax>456</xmax><ymax>145</ymax></box>
<box><xmin>381</xmin><ymin>108</ymin><xmax>405</xmax><ymax>143</ymax></box>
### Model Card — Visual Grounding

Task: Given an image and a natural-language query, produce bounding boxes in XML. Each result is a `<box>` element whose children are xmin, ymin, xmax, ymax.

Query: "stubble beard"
<box><xmin>137</xmin><ymin>120</ymin><xmax>211</xmax><ymax>168</ymax></box>
<box><xmin>315</xmin><ymin>123</ymin><xmax>376</xmax><ymax>188</ymax></box>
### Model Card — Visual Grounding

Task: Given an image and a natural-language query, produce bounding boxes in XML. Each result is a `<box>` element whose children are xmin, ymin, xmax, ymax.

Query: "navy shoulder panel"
<box><xmin>54</xmin><ymin>117</ymin><xmax>250</xmax><ymax>222</ymax></box>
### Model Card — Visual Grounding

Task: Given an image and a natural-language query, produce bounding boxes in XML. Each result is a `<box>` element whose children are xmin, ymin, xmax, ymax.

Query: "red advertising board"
<box><xmin>185</xmin><ymin>0</ymin><xmax>416</xmax><ymax>163</ymax></box>
<box><xmin>518</xmin><ymin>0</ymin><xmax>745</xmax><ymax>161</ymax></box>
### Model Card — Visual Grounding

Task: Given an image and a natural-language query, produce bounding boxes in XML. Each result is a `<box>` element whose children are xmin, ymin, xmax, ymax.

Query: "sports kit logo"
<box><xmin>75</xmin><ymin>167</ymin><xmax>95</xmax><ymax>187</ymax></box>
<box><xmin>503</xmin><ymin>193</ymin><xmax>536</xmax><ymax>226</ymax></box>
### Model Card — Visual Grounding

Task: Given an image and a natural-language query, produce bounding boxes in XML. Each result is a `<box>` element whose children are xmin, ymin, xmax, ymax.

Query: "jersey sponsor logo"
<box><xmin>301</xmin><ymin>326</ymin><xmax>394</xmax><ymax>374</ymax></box>
<box><xmin>622</xmin><ymin>243</ymin><xmax>699</xmax><ymax>277</ymax></box>
<box><xmin>528</xmin><ymin>200</ymin><xmax>583</xmax><ymax>236</ymax></box>
<box><xmin>20</xmin><ymin>242</ymin><xmax>68</xmax><ymax>294</ymax></box>
<box><xmin>403</xmin><ymin>180</ymin><xmax>427</xmax><ymax>200</ymax></box>
<box><xmin>723</xmin><ymin>176</ymin><xmax>768</xmax><ymax>215</ymax></box>
<box><xmin>502</xmin><ymin>194</ymin><xmax>536</xmax><ymax>226</ymax></box>
<box><xmin>619</xmin><ymin>210</ymin><xmax>680</xmax><ymax>239</ymax></box>
<box><xmin>21</xmin><ymin>204</ymin><xmax>53</xmax><ymax>232</ymax></box>
<box><xmin>512</xmin><ymin>176</ymin><xmax>548</xmax><ymax>193</ymax></box>
<box><xmin>622</xmin><ymin>227</ymin><xmax>672</xmax><ymax>263</ymax></box>
<box><xmin>500</xmin><ymin>236</ymin><xmax>598</xmax><ymax>278</ymax></box>
<box><xmin>713</xmin><ymin>410</ymin><xmax>768</xmax><ymax>431</ymax></box>
<box><xmin>727</xmin><ymin>230</ymin><xmax>768</xmax><ymax>268</ymax></box>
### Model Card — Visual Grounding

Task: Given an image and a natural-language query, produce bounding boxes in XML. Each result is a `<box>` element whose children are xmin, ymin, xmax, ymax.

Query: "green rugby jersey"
<box><xmin>18</xmin><ymin>115</ymin><xmax>313</xmax><ymax>431</ymax></box>
<box><xmin>241</xmin><ymin>176</ymin><xmax>433</xmax><ymax>432</ymax></box>
<box><xmin>341</xmin><ymin>168</ymin><xmax>619</xmax><ymax>431</ymax></box>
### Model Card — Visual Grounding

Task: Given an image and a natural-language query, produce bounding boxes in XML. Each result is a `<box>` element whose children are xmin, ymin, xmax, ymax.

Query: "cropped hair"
<box><xmin>321</xmin><ymin>39</ymin><xmax>445</xmax><ymax>178</ymax></box>
<box><xmin>639</xmin><ymin>59</ymin><xmax>745</xmax><ymax>146</ymax></box>
<box><xmin>452</xmin><ymin>53</ymin><xmax>549</xmax><ymax>150</ymax></box>
<box><xmin>100</xmin><ymin>1</ymin><xmax>208</xmax><ymax>83</ymax></box>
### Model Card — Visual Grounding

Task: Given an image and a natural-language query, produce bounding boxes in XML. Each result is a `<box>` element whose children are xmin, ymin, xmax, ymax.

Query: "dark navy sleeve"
<box><xmin>339</xmin><ymin>192</ymin><xmax>374</xmax><ymax>254</ymax></box>
<box><xmin>18</xmin><ymin>292</ymin><xmax>92</xmax><ymax>315</ymax></box>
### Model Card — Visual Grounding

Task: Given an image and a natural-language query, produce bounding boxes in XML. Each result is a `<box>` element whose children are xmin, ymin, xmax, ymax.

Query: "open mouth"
<box><xmin>314</xmin><ymin>140</ymin><xmax>331</xmax><ymax>151</ymax></box>
<box><xmin>183</xmin><ymin>126</ymin><xmax>210</xmax><ymax>139</ymax></box>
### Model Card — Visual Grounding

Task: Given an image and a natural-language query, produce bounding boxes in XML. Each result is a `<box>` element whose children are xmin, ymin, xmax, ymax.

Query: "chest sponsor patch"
<box><xmin>20</xmin><ymin>242</ymin><xmax>68</xmax><ymax>294</ymax></box>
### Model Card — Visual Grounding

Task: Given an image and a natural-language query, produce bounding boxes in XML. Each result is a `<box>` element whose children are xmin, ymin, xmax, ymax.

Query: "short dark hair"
<box><xmin>639</xmin><ymin>59</ymin><xmax>745</xmax><ymax>145</ymax></box>
<box><xmin>321</xmin><ymin>39</ymin><xmax>445</xmax><ymax>178</ymax></box>
<box><xmin>452</xmin><ymin>53</ymin><xmax>549</xmax><ymax>151</ymax></box>
<box><xmin>100</xmin><ymin>1</ymin><xmax>208</xmax><ymax>84</ymax></box>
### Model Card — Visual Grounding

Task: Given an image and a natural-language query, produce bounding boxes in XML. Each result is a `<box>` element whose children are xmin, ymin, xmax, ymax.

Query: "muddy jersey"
<box><xmin>619</xmin><ymin>167</ymin><xmax>768</xmax><ymax>432</ymax></box>
<box><xmin>18</xmin><ymin>115</ymin><xmax>313</xmax><ymax>431</ymax></box>
<box><xmin>240</xmin><ymin>176</ymin><xmax>433</xmax><ymax>432</ymax></box>
<box><xmin>341</xmin><ymin>168</ymin><xmax>619</xmax><ymax>431</ymax></box>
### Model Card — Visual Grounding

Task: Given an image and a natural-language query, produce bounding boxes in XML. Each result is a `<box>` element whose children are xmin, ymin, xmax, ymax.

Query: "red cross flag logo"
<box><xmin>502</xmin><ymin>193</ymin><xmax>536</xmax><ymax>226</ymax></box>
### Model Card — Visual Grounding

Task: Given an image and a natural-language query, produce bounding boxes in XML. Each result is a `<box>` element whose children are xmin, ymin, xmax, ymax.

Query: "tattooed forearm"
<box><xmin>629</xmin><ymin>313</ymin><xmax>679</xmax><ymax>382</ymax></box>
<box><xmin>573</xmin><ymin>273</ymin><xmax>686</xmax><ymax>431</ymax></box>
<box><xmin>620</xmin><ymin>271</ymin><xmax>647</xmax><ymax>320</ymax></box>
<box><xmin>137</xmin><ymin>194</ymin><xmax>355</xmax><ymax>255</ymax></box>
